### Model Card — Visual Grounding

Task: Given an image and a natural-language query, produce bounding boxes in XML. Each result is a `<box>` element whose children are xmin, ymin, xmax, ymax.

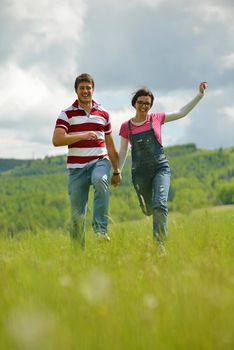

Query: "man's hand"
<box><xmin>80</xmin><ymin>131</ymin><xmax>97</xmax><ymax>140</ymax></box>
<box><xmin>52</xmin><ymin>128</ymin><xmax>97</xmax><ymax>146</ymax></box>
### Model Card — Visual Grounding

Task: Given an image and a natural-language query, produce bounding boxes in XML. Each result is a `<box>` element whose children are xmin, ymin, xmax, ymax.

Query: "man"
<box><xmin>52</xmin><ymin>73</ymin><xmax>121</xmax><ymax>248</ymax></box>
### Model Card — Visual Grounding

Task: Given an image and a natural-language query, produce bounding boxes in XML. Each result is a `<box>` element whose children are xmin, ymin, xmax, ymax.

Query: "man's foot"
<box><xmin>97</xmin><ymin>232</ymin><xmax>111</xmax><ymax>242</ymax></box>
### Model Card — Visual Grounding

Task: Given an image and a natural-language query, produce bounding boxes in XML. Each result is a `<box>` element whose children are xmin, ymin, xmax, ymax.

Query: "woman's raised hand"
<box><xmin>199</xmin><ymin>82</ymin><xmax>208</xmax><ymax>94</ymax></box>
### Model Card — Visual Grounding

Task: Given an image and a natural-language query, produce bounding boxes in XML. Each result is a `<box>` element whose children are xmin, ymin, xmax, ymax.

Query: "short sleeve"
<box><xmin>102</xmin><ymin>111</ymin><xmax>111</xmax><ymax>135</ymax></box>
<box><xmin>155</xmin><ymin>112</ymin><xmax>166</xmax><ymax>124</ymax></box>
<box><xmin>119</xmin><ymin>121</ymin><xmax>129</xmax><ymax>140</ymax></box>
<box><xmin>55</xmin><ymin>111</ymin><xmax>70</xmax><ymax>131</ymax></box>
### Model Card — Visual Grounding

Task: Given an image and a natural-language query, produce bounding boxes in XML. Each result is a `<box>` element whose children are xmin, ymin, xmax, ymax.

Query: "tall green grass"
<box><xmin>0</xmin><ymin>206</ymin><xmax>233</xmax><ymax>350</ymax></box>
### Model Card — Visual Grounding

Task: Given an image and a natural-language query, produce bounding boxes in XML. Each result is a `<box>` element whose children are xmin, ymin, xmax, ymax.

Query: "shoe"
<box><xmin>97</xmin><ymin>232</ymin><xmax>110</xmax><ymax>242</ymax></box>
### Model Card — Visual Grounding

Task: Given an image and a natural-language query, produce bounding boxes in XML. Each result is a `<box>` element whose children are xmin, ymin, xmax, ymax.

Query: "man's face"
<box><xmin>76</xmin><ymin>82</ymin><xmax>94</xmax><ymax>105</ymax></box>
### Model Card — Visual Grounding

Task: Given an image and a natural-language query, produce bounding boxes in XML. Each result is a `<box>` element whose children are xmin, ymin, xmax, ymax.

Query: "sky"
<box><xmin>0</xmin><ymin>0</ymin><xmax>233</xmax><ymax>159</ymax></box>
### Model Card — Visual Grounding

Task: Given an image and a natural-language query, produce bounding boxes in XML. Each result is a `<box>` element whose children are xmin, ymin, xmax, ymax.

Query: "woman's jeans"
<box><xmin>132</xmin><ymin>156</ymin><xmax>171</xmax><ymax>243</ymax></box>
<box><xmin>68</xmin><ymin>158</ymin><xmax>111</xmax><ymax>248</ymax></box>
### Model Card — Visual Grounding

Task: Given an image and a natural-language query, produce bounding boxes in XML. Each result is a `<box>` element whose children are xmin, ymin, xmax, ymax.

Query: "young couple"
<box><xmin>53</xmin><ymin>73</ymin><xmax>207</xmax><ymax>249</ymax></box>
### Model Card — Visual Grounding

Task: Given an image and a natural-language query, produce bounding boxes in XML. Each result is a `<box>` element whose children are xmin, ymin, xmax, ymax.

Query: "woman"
<box><xmin>118</xmin><ymin>82</ymin><xmax>207</xmax><ymax>246</ymax></box>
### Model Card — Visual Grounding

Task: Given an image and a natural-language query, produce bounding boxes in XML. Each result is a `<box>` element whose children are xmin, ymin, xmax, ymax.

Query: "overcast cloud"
<box><xmin>0</xmin><ymin>0</ymin><xmax>233</xmax><ymax>159</ymax></box>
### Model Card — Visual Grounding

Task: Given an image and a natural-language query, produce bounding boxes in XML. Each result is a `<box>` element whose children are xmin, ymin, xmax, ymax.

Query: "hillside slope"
<box><xmin>1</xmin><ymin>144</ymin><xmax>234</xmax><ymax>233</ymax></box>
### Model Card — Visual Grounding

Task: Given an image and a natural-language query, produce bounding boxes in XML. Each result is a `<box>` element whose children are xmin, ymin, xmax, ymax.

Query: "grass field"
<box><xmin>0</xmin><ymin>206</ymin><xmax>233</xmax><ymax>350</ymax></box>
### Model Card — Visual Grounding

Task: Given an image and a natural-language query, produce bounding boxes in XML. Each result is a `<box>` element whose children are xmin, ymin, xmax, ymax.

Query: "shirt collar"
<box><xmin>72</xmin><ymin>99</ymin><xmax>100</xmax><ymax>110</ymax></box>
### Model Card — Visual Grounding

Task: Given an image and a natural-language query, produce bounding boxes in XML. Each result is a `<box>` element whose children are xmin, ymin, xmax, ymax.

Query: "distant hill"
<box><xmin>0</xmin><ymin>155</ymin><xmax>67</xmax><ymax>176</ymax></box>
<box><xmin>1</xmin><ymin>143</ymin><xmax>234</xmax><ymax>234</ymax></box>
<box><xmin>0</xmin><ymin>159</ymin><xmax>29</xmax><ymax>173</ymax></box>
<box><xmin>1</xmin><ymin>143</ymin><xmax>234</xmax><ymax>187</ymax></box>
<box><xmin>2</xmin><ymin>143</ymin><xmax>233</xmax><ymax>179</ymax></box>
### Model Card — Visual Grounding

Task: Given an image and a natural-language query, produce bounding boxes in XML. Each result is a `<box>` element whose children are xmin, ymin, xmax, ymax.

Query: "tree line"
<box><xmin>0</xmin><ymin>143</ymin><xmax>234</xmax><ymax>234</ymax></box>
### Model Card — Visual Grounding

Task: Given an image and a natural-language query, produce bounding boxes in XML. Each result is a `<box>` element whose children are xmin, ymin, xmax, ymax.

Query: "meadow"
<box><xmin>0</xmin><ymin>206</ymin><xmax>233</xmax><ymax>350</ymax></box>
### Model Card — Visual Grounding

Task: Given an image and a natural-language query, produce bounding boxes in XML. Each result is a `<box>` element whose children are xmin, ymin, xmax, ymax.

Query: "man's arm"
<box><xmin>52</xmin><ymin>127</ymin><xmax>98</xmax><ymax>146</ymax></box>
<box><xmin>105</xmin><ymin>134</ymin><xmax>121</xmax><ymax>186</ymax></box>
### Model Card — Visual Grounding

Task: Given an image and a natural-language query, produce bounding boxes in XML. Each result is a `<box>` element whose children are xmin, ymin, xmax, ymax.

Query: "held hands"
<box><xmin>111</xmin><ymin>173</ymin><xmax>122</xmax><ymax>187</ymax></box>
<box><xmin>199</xmin><ymin>81</ymin><xmax>208</xmax><ymax>94</ymax></box>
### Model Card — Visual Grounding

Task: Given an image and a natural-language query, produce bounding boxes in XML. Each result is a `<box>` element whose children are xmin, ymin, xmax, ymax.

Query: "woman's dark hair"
<box><xmin>131</xmin><ymin>87</ymin><xmax>154</xmax><ymax>107</ymax></box>
<box><xmin>74</xmin><ymin>73</ymin><xmax>95</xmax><ymax>91</ymax></box>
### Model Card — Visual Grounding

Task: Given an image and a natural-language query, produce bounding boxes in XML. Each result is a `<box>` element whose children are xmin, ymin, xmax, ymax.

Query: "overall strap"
<box><xmin>128</xmin><ymin>115</ymin><xmax>154</xmax><ymax>142</ymax></box>
<box><xmin>128</xmin><ymin>120</ymin><xmax>133</xmax><ymax>142</ymax></box>
<box><xmin>149</xmin><ymin>114</ymin><xmax>153</xmax><ymax>130</ymax></box>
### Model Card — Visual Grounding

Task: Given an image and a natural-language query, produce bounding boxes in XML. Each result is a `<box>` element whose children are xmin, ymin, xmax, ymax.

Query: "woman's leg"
<box><xmin>152</xmin><ymin>166</ymin><xmax>171</xmax><ymax>243</ymax></box>
<box><xmin>132</xmin><ymin>170</ymin><xmax>153</xmax><ymax>216</ymax></box>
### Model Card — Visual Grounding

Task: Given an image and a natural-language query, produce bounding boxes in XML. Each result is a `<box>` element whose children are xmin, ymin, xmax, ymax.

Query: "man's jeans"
<box><xmin>68</xmin><ymin>158</ymin><xmax>111</xmax><ymax>248</ymax></box>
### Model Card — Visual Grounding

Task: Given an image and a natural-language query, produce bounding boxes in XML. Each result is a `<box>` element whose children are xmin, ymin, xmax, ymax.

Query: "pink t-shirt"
<box><xmin>119</xmin><ymin>112</ymin><xmax>166</xmax><ymax>145</ymax></box>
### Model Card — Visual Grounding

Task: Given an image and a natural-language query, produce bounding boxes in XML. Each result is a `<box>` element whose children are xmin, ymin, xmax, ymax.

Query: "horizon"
<box><xmin>1</xmin><ymin>142</ymin><xmax>232</xmax><ymax>161</ymax></box>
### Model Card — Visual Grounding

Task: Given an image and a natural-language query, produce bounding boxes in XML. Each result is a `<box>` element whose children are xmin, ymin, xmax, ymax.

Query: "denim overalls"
<box><xmin>128</xmin><ymin>115</ymin><xmax>171</xmax><ymax>242</ymax></box>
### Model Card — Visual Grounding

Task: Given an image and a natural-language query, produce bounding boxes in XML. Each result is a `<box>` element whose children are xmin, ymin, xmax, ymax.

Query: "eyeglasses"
<box><xmin>136</xmin><ymin>101</ymin><xmax>151</xmax><ymax>107</ymax></box>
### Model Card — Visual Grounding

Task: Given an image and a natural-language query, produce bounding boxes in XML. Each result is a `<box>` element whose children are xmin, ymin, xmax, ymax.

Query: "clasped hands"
<box><xmin>111</xmin><ymin>173</ymin><xmax>122</xmax><ymax>187</ymax></box>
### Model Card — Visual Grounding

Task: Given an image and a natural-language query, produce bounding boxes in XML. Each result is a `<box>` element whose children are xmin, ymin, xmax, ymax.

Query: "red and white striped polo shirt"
<box><xmin>55</xmin><ymin>100</ymin><xmax>112</xmax><ymax>168</ymax></box>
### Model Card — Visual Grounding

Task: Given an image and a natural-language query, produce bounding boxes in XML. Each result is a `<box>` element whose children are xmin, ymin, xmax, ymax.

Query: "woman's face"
<box><xmin>135</xmin><ymin>95</ymin><xmax>152</xmax><ymax>114</ymax></box>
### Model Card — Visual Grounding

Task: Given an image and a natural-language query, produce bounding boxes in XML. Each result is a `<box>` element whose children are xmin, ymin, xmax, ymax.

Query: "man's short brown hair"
<box><xmin>74</xmin><ymin>73</ymin><xmax>95</xmax><ymax>90</ymax></box>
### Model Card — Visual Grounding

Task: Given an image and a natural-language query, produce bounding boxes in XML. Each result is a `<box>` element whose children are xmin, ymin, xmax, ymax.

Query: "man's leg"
<box><xmin>152</xmin><ymin>166</ymin><xmax>171</xmax><ymax>243</ymax></box>
<box><xmin>91</xmin><ymin>159</ymin><xmax>111</xmax><ymax>235</ymax></box>
<box><xmin>68</xmin><ymin>168</ymin><xmax>90</xmax><ymax>249</ymax></box>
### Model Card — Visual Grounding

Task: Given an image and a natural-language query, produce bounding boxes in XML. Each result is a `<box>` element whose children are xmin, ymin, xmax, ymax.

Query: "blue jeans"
<box><xmin>68</xmin><ymin>158</ymin><xmax>111</xmax><ymax>248</ymax></box>
<box><xmin>152</xmin><ymin>166</ymin><xmax>171</xmax><ymax>242</ymax></box>
<box><xmin>132</xmin><ymin>157</ymin><xmax>171</xmax><ymax>243</ymax></box>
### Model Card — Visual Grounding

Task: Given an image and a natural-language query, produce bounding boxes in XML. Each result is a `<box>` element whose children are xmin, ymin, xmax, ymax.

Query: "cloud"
<box><xmin>109</xmin><ymin>107</ymin><xmax>133</xmax><ymax>149</ymax></box>
<box><xmin>0</xmin><ymin>63</ymin><xmax>71</xmax><ymax>126</ymax></box>
<box><xmin>1</xmin><ymin>0</ymin><xmax>87</xmax><ymax>82</ymax></box>
<box><xmin>0</xmin><ymin>0</ymin><xmax>87</xmax><ymax>158</ymax></box>
<box><xmin>0</xmin><ymin>63</ymin><xmax>71</xmax><ymax>158</ymax></box>
<box><xmin>77</xmin><ymin>0</ymin><xmax>234</xmax><ymax>91</ymax></box>
<box><xmin>222</xmin><ymin>106</ymin><xmax>234</xmax><ymax>121</ymax></box>
<box><xmin>182</xmin><ymin>88</ymin><xmax>234</xmax><ymax>148</ymax></box>
<box><xmin>221</xmin><ymin>53</ymin><xmax>234</xmax><ymax>70</ymax></box>
<box><xmin>192</xmin><ymin>0</ymin><xmax>234</xmax><ymax>23</ymax></box>
<box><xmin>4</xmin><ymin>0</ymin><xmax>85</xmax><ymax>43</ymax></box>
<box><xmin>0</xmin><ymin>0</ymin><xmax>233</xmax><ymax>159</ymax></box>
